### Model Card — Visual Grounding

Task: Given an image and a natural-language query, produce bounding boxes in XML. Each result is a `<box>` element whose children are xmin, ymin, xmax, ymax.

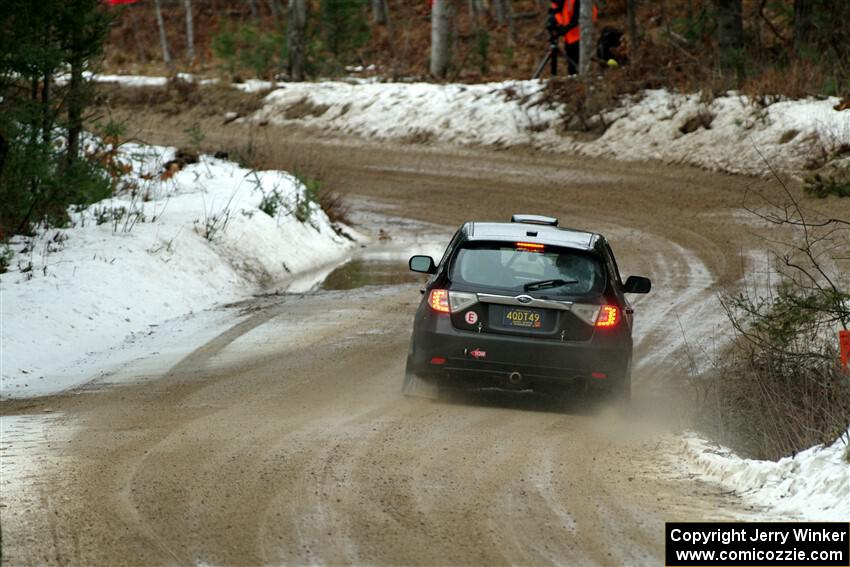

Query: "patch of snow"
<box><xmin>76</xmin><ymin>73</ymin><xmax>848</xmax><ymax>175</ymax></box>
<box><xmin>84</xmin><ymin>72</ymin><xmax>216</xmax><ymax>87</ymax></box>
<box><xmin>1</xmin><ymin>142</ymin><xmax>356</xmax><ymax>399</ymax></box>
<box><xmin>683</xmin><ymin>430</ymin><xmax>850</xmax><ymax>521</ymax></box>
<box><xmin>257</xmin><ymin>81</ymin><xmax>560</xmax><ymax>147</ymax></box>
<box><xmin>584</xmin><ymin>90</ymin><xmax>848</xmax><ymax>175</ymax></box>
<box><xmin>232</xmin><ymin>79</ymin><xmax>280</xmax><ymax>93</ymax></box>
<box><xmin>253</xmin><ymin>81</ymin><xmax>849</xmax><ymax>176</ymax></box>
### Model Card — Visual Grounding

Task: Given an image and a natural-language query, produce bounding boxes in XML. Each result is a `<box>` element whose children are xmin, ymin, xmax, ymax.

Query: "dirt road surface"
<box><xmin>2</xmin><ymin>124</ymin><xmax>787</xmax><ymax>566</ymax></box>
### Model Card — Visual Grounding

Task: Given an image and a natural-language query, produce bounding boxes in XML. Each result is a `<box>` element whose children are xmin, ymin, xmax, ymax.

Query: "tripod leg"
<box><xmin>550</xmin><ymin>43</ymin><xmax>558</xmax><ymax>76</ymax></box>
<box><xmin>532</xmin><ymin>50</ymin><xmax>551</xmax><ymax>80</ymax></box>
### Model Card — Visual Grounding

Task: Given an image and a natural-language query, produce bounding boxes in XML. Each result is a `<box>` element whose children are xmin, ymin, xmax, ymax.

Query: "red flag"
<box><xmin>105</xmin><ymin>0</ymin><xmax>139</xmax><ymax>5</ymax></box>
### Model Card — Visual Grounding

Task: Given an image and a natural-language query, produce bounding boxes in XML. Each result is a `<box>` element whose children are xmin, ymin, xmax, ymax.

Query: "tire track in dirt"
<box><xmin>1</xmin><ymin>131</ymin><xmax>779</xmax><ymax>566</ymax></box>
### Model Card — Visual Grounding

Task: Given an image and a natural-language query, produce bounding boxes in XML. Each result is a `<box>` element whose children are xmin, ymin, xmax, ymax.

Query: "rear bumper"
<box><xmin>408</xmin><ymin>312</ymin><xmax>631</xmax><ymax>391</ymax></box>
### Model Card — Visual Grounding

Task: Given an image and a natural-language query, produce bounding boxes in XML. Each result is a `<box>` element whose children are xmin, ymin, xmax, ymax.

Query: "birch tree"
<box><xmin>183</xmin><ymin>0</ymin><xmax>195</xmax><ymax>62</ymax></box>
<box><xmin>430</xmin><ymin>0</ymin><xmax>452</xmax><ymax>78</ymax></box>
<box><xmin>578</xmin><ymin>0</ymin><xmax>593</xmax><ymax>75</ymax></box>
<box><xmin>153</xmin><ymin>0</ymin><xmax>171</xmax><ymax>65</ymax></box>
<box><xmin>288</xmin><ymin>0</ymin><xmax>306</xmax><ymax>80</ymax></box>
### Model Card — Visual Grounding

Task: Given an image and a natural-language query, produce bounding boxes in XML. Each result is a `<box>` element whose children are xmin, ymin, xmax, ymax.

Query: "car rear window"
<box><xmin>450</xmin><ymin>243</ymin><xmax>604</xmax><ymax>296</ymax></box>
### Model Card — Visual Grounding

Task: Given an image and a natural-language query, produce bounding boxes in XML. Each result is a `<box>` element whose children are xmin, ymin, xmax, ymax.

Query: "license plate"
<box><xmin>502</xmin><ymin>307</ymin><xmax>544</xmax><ymax>329</ymax></box>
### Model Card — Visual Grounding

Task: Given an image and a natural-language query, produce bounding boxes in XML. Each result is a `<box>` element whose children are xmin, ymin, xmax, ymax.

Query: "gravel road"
<box><xmin>1</xmin><ymin>124</ymin><xmax>786</xmax><ymax>566</ymax></box>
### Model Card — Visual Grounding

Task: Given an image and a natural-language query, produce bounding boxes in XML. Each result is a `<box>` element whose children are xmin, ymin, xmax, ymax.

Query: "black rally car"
<box><xmin>402</xmin><ymin>214</ymin><xmax>651</xmax><ymax>402</ymax></box>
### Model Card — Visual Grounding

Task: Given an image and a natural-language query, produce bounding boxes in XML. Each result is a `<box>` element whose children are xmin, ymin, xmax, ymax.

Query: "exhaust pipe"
<box><xmin>508</xmin><ymin>371</ymin><xmax>523</xmax><ymax>385</ymax></box>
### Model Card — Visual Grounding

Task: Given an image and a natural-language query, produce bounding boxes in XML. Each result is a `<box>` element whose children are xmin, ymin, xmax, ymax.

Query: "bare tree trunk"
<box><xmin>430</xmin><ymin>0</ymin><xmax>452</xmax><ymax>78</ymax></box>
<box><xmin>505</xmin><ymin>0</ymin><xmax>515</xmax><ymax>42</ymax></box>
<box><xmin>794</xmin><ymin>0</ymin><xmax>813</xmax><ymax>51</ymax></box>
<box><xmin>578</xmin><ymin>0</ymin><xmax>594</xmax><ymax>75</ymax></box>
<box><xmin>467</xmin><ymin>0</ymin><xmax>483</xmax><ymax>19</ymax></box>
<box><xmin>288</xmin><ymin>0</ymin><xmax>306</xmax><ymax>81</ymax></box>
<box><xmin>627</xmin><ymin>0</ymin><xmax>638</xmax><ymax>59</ymax></box>
<box><xmin>716</xmin><ymin>0</ymin><xmax>743</xmax><ymax>77</ymax></box>
<box><xmin>372</xmin><ymin>0</ymin><xmax>389</xmax><ymax>25</ymax></box>
<box><xmin>493</xmin><ymin>0</ymin><xmax>504</xmax><ymax>23</ymax></box>
<box><xmin>493</xmin><ymin>0</ymin><xmax>514</xmax><ymax>41</ymax></box>
<box><xmin>153</xmin><ymin>0</ymin><xmax>172</xmax><ymax>65</ymax></box>
<box><xmin>268</xmin><ymin>0</ymin><xmax>282</xmax><ymax>18</ymax></box>
<box><xmin>250</xmin><ymin>0</ymin><xmax>259</xmax><ymax>20</ymax></box>
<box><xmin>41</xmin><ymin>73</ymin><xmax>51</xmax><ymax>146</ymax></box>
<box><xmin>66</xmin><ymin>45</ymin><xmax>84</xmax><ymax>168</ymax></box>
<box><xmin>183</xmin><ymin>0</ymin><xmax>195</xmax><ymax>63</ymax></box>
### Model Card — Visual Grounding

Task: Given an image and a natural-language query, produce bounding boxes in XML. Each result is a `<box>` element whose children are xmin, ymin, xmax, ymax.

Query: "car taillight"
<box><xmin>595</xmin><ymin>305</ymin><xmax>618</xmax><ymax>327</ymax></box>
<box><xmin>449</xmin><ymin>291</ymin><xmax>477</xmax><ymax>312</ymax></box>
<box><xmin>428</xmin><ymin>289</ymin><xmax>450</xmax><ymax>313</ymax></box>
<box><xmin>428</xmin><ymin>289</ymin><xmax>477</xmax><ymax>313</ymax></box>
<box><xmin>571</xmin><ymin>304</ymin><xmax>619</xmax><ymax>327</ymax></box>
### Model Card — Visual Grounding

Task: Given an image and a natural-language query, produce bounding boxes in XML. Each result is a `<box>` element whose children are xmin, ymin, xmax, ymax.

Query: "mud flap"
<box><xmin>401</xmin><ymin>368</ymin><xmax>439</xmax><ymax>399</ymax></box>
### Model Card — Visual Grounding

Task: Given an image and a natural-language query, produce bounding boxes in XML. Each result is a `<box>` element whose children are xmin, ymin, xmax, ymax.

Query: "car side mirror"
<box><xmin>409</xmin><ymin>255</ymin><xmax>437</xmax><ymax>274</ymax></box>
<box><xmin>623</xmin><ymin>275</ymin><xmax>651</xmax><ymax>294</ymax></box>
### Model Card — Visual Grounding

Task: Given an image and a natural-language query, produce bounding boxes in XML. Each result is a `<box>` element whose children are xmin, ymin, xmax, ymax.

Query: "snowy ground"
<box><xmin>683</xmin><ymin>430</ymin><xmax>850</xmax><ymax>521</ymax></box>
<box><xmin>92</xmin><ymin>73</ymin><xmax>849</xmax><ymax>176</ymax></box>
<box><xmin>253</xmin><ymin>81</ymin><xmax>849</xmax><ymax>176</ymax></box>
<box><xmin>1</xmin><ymin>142</ymin><xmax>356</xmax><ymax>399</ymax></box>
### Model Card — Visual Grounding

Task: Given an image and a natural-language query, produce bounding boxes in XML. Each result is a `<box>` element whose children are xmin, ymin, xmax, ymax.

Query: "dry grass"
<box><xmin>742</xmin><ymin>60</ymin><xmax>832</xmax><ymax>103</ymax></box>
<box><xmin>696</xmin><ymin>338</ymin><xmax>850</xmax><ymax>461</ymax></box>
<box><xmin>99</xmin><ymin>78</ymin><xmax>266</xmax><ymax>118</ymax></box>
<box><xmin>317</xmin><ymin>191</ymin><xmax>352</xmax><ymax>226</ymax></box>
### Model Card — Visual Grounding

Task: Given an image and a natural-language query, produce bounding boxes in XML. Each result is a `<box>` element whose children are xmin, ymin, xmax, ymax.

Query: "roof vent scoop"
<box><xmin>511</xmin><ymin>214</ymin><xmax>559</xmax><ymax>227</ymax></box>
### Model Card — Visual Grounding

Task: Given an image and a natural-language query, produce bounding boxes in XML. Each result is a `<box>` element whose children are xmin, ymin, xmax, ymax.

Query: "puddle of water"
<box><xmin>320</xmin><ymin>259</ymin><xmax>425</xmax><ymax>290</ymax></box>
<box><xmin>270</xmin><ymin>205</ymin><xmax>452</xmax><ymax>294</ymax></box>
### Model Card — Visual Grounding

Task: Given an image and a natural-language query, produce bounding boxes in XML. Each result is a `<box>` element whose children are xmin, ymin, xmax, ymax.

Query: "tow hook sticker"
<box><xmin>464</xmin><ymin>311</ymin><xmax>479</xmax><ymax>325</ymax></box>
<box><xmin>469</xmin><ymin>348</ymin><xmax>487</xmax><ymax>360</ymax></box>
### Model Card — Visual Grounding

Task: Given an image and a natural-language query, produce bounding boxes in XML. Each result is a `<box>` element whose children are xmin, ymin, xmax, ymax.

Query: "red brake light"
<box><xmin>595</xmin><ymin>305</ymin><xmax>618</xmax><ymax>327</ymax></box>
<box><xmin>516</xmin><ymin>241</ymin><xmax>544</xmax><ymax>252</ymax></box>
<box><xmin>428</xmin><ymin>289</ymin><xmax>450</xmax><ymax>313</ymax></box>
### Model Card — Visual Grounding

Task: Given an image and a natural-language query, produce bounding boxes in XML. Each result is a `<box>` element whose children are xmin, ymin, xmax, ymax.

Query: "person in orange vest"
<box><xmin>546</xmin><ymin>0</ymin><xmax>598</xmax><ymax>75</ymax></box>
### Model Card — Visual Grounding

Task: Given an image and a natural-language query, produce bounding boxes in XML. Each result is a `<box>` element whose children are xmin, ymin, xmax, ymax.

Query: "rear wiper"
<box><xmin>523</xmin><ymin>278</ymin><xmax>578</xmax><ymax>291</ymax></box>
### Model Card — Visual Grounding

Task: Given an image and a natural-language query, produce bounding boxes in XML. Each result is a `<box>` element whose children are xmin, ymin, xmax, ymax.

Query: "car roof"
<box><xmin>465</xmin><ymin>222</ymin><xmax>599</xmax><ymax>251</ymax></box>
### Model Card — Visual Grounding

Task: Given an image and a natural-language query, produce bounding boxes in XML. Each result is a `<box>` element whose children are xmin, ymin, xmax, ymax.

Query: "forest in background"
<box><xmin>102</xmin><ymin>0</ymin><xmax>849</xmax><ymax>96</ymax></box>
<box><xmin>2</xmin><ymin>0</ymin><xmax>848</xmax><ymax>242</ymax></box>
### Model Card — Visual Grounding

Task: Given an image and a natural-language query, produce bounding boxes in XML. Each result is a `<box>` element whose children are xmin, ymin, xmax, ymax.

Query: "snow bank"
<box><xmin>86</xmin><ymin>73</ymin><xmax>847</xmax><ymax>175</ymax></box>
<box><xmin>1</xmin><ymin>143</ymin><xmax>355</xmax><ymax>399</ymax></box>
<box><xmin>585</xmin><ymin>90</ymin><xmax>848</xmax><ymax>175</ymax></box>
<box><xmin>683</xmin><ymin>431</ymin><xmax>850</xmax><ymax>521</ymax></box>
<box><xmin>254</xmin><ymin>80</ymin><xmax>849</xmax><ymax>176</ymax></box>
<box><xmin>256</xmin><ymin>81</ymin><xmax>558</xmax><ymax>147</ymax></box>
